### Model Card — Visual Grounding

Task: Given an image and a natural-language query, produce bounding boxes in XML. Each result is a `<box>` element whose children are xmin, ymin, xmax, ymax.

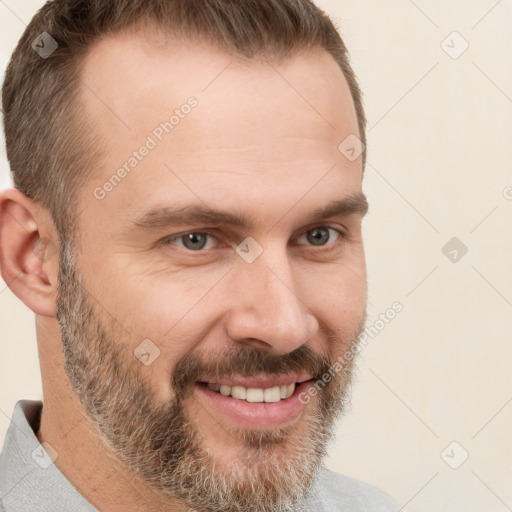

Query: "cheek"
<box><xmin>335</xmin><ymin>264</ymin><xmax>367</xmax><ymax>315</ymax></box>
<box><xmin>108</xmin><ymin>273</ymin><xmax>229</xmax><ymax>391</ymax></box>
<box><xmin>298</xmin><ymin>256</ymin><xmax>367</xmax><ymax>318</ymax></box>
<box><xmin>98</xmin><ymin>261</ymin><xmax>224</xmax><ymax>338</ymax></box>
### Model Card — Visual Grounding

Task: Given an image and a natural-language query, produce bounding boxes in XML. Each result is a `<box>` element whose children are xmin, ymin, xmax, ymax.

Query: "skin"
<box><xmin>0</xmin><ymin>28</ymin><xmax>367</xmax><ymax>512</ymax></box>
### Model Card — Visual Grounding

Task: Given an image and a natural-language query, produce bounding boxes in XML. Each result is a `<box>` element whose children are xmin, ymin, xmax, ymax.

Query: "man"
<box><xmin>0</xmin><ymin>0</ymin><xmax>400</xmax><ymax>511</ymax></box>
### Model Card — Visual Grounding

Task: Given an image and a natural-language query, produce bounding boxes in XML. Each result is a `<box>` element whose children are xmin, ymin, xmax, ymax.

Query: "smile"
<box><xmin>206</xmin><ymin>383</ymin><xmax>297</xmax><ymax>403</ymax></box>
<box><xmin>193</xmin><ymin>374</ymin><xmax>314</xmax><ymax>428</ymax></box>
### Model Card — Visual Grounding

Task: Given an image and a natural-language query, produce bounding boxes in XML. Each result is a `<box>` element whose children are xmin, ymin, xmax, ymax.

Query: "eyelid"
<box><xmin>160</xmin><ymin>229</ymin><xmax>219</xmax><ymax>248</ymax></box>
<box><xmin>160</xmin><ymin>223</ymin><xmax>347</xmax><ymax>251</ymax></box>
<box><xmin>295</xmin><ymin>225</ymin><xmax>346</xmax><ymax>246</ymax></box>
<box><xmin>301</xmin><ymin>222</ymin><xmax>347</xmax><ymax>236</ymax></box>
<box><xmin>165</xmin><ymin>228</ymin><xmax>217</xmax><ymax>240</ymax></box>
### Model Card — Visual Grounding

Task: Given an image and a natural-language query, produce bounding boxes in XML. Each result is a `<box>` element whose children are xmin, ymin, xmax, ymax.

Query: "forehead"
<box><xmin>77</xmin><ymin>29</ymin><xmax>362</xmax><ymax>232</ymax></box>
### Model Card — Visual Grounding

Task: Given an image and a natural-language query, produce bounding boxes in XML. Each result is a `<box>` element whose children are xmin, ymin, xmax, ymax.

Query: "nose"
<box><xmin>224</xmin><ymin>248</ymin><xmax>319</xmax><ymax>355</ymax></box>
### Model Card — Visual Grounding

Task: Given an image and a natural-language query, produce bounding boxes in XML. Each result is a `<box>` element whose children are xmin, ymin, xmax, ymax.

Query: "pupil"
<box><xmin>307</xmin><ymin>228</ymin><xmax>329</xmax><ymax>246</ymax></box>
<box><xmin>184</xmin><ymin>233</ymin><xmax>207</xmax><ymax>250</ymax></box>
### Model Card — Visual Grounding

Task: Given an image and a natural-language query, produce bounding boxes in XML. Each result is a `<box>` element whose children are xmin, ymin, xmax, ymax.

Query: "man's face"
<box><xmin>58</xmin><ymin>30</ymin><xmax>367</xmax><ymax>512</ymax></box>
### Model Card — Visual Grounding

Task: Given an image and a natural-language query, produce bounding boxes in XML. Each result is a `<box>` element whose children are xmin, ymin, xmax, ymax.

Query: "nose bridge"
<box><xmin>225</xmin><ymin>245</ymin><xmax>318</xmax><ymax>352</ymax></box>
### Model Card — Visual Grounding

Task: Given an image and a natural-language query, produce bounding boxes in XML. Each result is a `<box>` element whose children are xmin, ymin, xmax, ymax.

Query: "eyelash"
<box><xmin>160</xmin><ymin>226</ymin><xmax>347</xmax><ymax>252</ymax></box>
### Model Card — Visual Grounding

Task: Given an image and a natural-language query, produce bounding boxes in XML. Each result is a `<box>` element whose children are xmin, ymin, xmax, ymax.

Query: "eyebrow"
<box><xmin>132</xmin><ymin>193</ymin><xmax>368</xmax><ymax>231</ymax></box>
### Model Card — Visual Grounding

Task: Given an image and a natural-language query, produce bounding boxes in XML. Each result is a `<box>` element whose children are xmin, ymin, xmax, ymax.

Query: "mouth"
<box><xmin>206</xmin><ymin>382</ymin><xmax>297</xmax><ymax>403</ymax></box>
<box><xmin>194</xmin><ymin>375</ymin><xmax>315</xmax><ymax>429</ymax></box>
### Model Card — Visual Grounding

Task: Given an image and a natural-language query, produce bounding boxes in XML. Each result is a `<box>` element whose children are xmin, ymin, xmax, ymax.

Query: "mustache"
<box><xmin>171</xmin><ymin>344</ymin><xmax>332</xmax><ymax>399</ymax></box>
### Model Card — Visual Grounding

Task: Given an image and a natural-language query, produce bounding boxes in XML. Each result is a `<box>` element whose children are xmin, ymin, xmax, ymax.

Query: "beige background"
<box><xmin>1</xmin><ymin>1</ymin><xmax>512</xmax><ymax>510</ymax></box>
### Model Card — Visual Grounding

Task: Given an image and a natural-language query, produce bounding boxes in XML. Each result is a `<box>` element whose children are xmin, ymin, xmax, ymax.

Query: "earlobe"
<box><xmin>0</xmin><ymin>188</ymin><xmax>60</xmax><ymax>317</ymax></box>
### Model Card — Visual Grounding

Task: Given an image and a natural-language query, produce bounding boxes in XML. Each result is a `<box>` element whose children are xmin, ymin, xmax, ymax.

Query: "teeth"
<box><xmin>264</xmin><ymin>387</ymin><xmax>281</xmax><ymax>403</ymax></box>
<box><xmin>231</xmin><ymin>385</ymin><xmax>247</xmax><ymax>400</ymax></box>
<box><xmin>219</xmin><ymin>385</ymin><xmax>231</xmax><ymax>396</ymax></box>
<box><xmin>246</xmin><ymin>388</ymin><xmax>264</xmax><ymax>402</ymax></box>
<box><xmin>208</xmin><ymin>382</ymin><xmax>296</xmax><ymax>402</ymax></box>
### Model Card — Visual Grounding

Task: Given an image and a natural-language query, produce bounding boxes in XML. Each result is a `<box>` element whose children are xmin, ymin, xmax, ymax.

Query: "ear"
<box><xmin>0</xmin><ymin>188</ymin><xmax>60</xmax><ymax>317</ymax></box>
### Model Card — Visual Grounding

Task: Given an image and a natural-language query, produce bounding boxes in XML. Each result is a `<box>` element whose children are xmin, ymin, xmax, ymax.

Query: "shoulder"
<box><xmin>306</xmin><ymin>468</ymin><xmax>400</xmax><ymax>512</ymax></box>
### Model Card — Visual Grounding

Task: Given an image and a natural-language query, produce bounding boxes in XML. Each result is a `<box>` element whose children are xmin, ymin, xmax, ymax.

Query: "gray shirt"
<box><xmin>0</xmin><ymin>400</ymin><xmax>400</xmax><ymax>511</ymax></box>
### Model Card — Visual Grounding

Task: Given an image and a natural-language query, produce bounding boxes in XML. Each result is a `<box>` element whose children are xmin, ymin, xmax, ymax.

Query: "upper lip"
<box><xmin>199</xmin><ymin>373</ymin><xmax>313</xmax><ymax>389</ymax></box>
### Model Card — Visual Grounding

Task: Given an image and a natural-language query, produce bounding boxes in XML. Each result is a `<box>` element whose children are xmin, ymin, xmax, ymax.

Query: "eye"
<box><xmin>296</xmin><ymin>227</ymin><xmax>342</xmax><ymax>247</ymax></box>
<box><xmin>164</xmin><ymin>231</ymin><xmax>217</xmax><ymax>251</ymax></box>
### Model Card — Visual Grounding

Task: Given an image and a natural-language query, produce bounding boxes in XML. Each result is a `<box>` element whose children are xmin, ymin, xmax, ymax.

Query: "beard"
<box><xmin>56</xmin><ymin>239</ymin><xmax>363</xmax><ymax>512</ymax></box>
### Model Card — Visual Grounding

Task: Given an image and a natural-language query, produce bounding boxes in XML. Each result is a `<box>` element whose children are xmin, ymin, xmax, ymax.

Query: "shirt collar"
<box><xmin>0</xmin><ymin>399</ymin><xmax>97</xmax><ymax>512</ymax></box>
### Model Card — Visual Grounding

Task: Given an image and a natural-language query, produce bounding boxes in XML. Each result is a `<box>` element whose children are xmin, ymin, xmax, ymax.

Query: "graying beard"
<box><xmin>56</xmin><ymin>241</ymin><xmax>356</xmax><ymax>512</ymax></box>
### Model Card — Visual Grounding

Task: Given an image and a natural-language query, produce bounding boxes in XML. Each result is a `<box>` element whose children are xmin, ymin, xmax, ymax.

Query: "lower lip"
<box><xmin>194</xmin><ymin>381</ymin><xmax>314</xmax><ymax>429</ymax></box>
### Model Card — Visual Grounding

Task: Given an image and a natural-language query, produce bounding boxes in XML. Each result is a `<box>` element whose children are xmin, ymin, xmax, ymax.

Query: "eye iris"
<box><xmin>183</xmin><ymin>233</ymin><xmax>207</xmax><ymax>250</ymax></box>
<box><xmin>307</xmin><ymin>228</ymin><xmax>330</xmax><ymax>246</ymax></box>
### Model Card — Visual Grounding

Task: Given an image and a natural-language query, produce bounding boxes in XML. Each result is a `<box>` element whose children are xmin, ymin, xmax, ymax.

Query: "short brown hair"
<box><xmin>2</xmin><ymin>0</ymin><xmax>366</xmax><ymax>240</ymax></box>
